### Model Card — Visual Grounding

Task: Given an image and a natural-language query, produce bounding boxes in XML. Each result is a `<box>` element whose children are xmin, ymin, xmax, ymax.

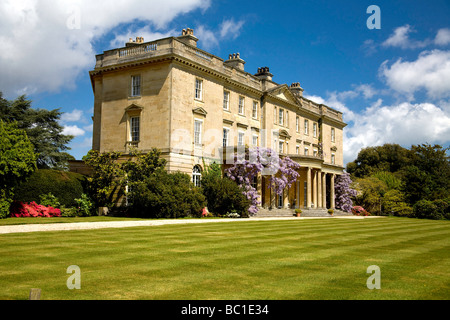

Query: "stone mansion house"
<box><xmin>89</xmin><ymin>28</ymin><xmax>347</xmax><ymax>211</ymax></box>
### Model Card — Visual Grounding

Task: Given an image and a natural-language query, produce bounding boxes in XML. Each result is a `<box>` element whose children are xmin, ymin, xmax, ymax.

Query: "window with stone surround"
<box><xmin>194</xmin><ymin>119</ymin><xmax>203</xmax><ymax>146</ymax></box>
<box><xmin>331</xmin><ymin>128</ymin><xmax>335</xmax><ymax>142</ymax></box>
<box><xmin>130</xmin><ymin>116</ymin><xmax>140</xmax><ymax>142</ymax></box>
<box><xmin>131</xmin><ymin>75</ymin><xmax>141</xmax><ymax>97</ymax></box>
<box><xmin>252</xmin><ymin>101</ymin><xmax>258</xmax><ymax>119</ymax></box>
<box><xmin>279</xmin><ymin>108</ymin><xmax>284</xmax><ymax>125</ymax></box>
<box><xmin>223</xmin><ymin>128</ymin><xmax>230</xmax><ymax>147</ymax></box>
<box><xmin>252</xmin><ymin>134</ymin><xmax>258</xmax><ymax>147</ymax></box>
<box><xmin>195</xmin><ymin>78</ymin><xmax>203</xmax><ymax>100</ymax></box>
<box><xmin>238</xmin><ymin>131</ymin><xmax>245</xmax><ymax>146</ymax></box>
<box><xmin>192</xmin><ymin>165</ymin><xmax>201</xmax><ymax>187</ymax></box>
<box><xmin>238</xmin><ymin>96</ymin><xmax>245</xmax><ymax>115</ymax></box>
<box><xmin>304</xmin><ymin>119</ymin><xmax>309</xmax><ymax>135</ymax></box>
<box><xmin>223</xmin><ymin>91</ymin><xmax>230</xmax><ymax>110</ymax></box>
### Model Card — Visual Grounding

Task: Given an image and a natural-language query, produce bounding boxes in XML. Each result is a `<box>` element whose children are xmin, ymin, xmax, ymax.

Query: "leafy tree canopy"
<box><xmin>346</xmin><ymin>144</ymin><xmax>410</xmax><ymax>178</ymax></box>
<box><xmin>0</xmin><ymin>92</ymin><xmax>74</xmax><ymax>169</ymax></box>
<box><xmin>0</xmin><ymin>121</ymin><xmax>37</xmax><ymax>218</ymax></box>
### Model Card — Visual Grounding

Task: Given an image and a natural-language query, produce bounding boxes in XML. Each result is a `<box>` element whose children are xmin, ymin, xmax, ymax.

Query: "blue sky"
<box><xmin>1</xmin><ymin>0</ymin><xmax>450</xmax><ymax>165</ymax></box>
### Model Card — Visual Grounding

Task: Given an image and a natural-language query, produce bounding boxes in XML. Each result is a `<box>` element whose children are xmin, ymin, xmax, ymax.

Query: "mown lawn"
<box><xmin>0</xmin><ymin>217</ymin><xmax>449</xmax><ymax>300</ymax></box>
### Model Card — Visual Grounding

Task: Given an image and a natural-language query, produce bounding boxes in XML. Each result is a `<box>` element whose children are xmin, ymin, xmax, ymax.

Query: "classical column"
<box><xmin>330</xmin><ymin>173</ymin><xmax>336</xmax><ymax>209</ymax></box>
<box><xmin>306</xmin><ymin>167</ymin><xmax>311</xmax><ymax>208</ymax></box>
<box><xmin>317</xmin><ymin>171</ymin><xmax>322</xmax><ymax>208</ymax></box>
<box><xmin>322</xmin><ymin>172</ymin><xmax>327</xmax><ymax>209</ymax></box>
<box><xmin>296</xmin><ymin>180</ymin><xmax>300</xmax><ymax>209</ymax></box>
<box><xmin>313</xmin><ymin>170</ymin><xmax>317</xmax><ymax>208</ymax></box>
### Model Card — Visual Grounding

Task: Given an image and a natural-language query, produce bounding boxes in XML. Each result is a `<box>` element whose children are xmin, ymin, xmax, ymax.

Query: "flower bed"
<box><xmin>351</xmin><ymin>206</ymin><xmax>370</xmax><ymax>216</ymax></box>
<box><xmin>10</xmin><ymin>201</ymin><xmax>61</xmax><ymax>218</ymax></box>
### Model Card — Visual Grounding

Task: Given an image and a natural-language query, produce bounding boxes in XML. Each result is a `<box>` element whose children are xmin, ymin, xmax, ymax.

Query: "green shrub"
<box><xmin>13</xmin><ymin>169</ymin><xmax>86</xmax><ymax>207</ymax></box>
<box><xmin>382</xmin><ymin>189</ymin><xmax>413</xmax><ymax>217</ymax></box>
<box><xmin>201</xmin><ymin>165</ymin><xmax>250</xmax><ymax>218</ymax></box>
<box><xmin>128</xmin><ymin>170</ymin><xmax>206</xmax><ymax>219</ymax></box>
<box><xmin>433</xmin><ymin>199</ymin><xmax>450</xmax><ymax>220</ymax></box>
<box><xmin>74</xmin><ymin>193</ymin><xmax>95</xmax><ymax>217</ymax></box>
<box><xmin>0</xmin><ymin>190</ymin><xmax>12</xmax><ymax>219</ymax></box>
<box><xmin>413</xmin><ymin>200</ymin><xmax>441</xmax><ymax>220</ymax></box>
<box><xmin>39</xmin><ymin>192</ymin><xmax>61</xmax><ymax>208</ymax></box>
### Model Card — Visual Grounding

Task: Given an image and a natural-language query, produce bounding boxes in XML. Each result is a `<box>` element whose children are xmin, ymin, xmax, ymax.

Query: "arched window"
<box><xmin>192</xmin><ymin>165</ymin><xmax>202</xmax><ymax>187</ymax></box>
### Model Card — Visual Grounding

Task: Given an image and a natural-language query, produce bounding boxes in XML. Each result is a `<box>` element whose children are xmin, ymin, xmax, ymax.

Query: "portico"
<box><xmin>260</xmin><ymin>155</ymin><xmax>342</xmax><ymax>210</ymax></box>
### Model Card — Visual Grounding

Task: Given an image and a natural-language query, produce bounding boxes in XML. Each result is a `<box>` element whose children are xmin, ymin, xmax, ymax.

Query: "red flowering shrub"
<box><xmin>10</xmin><ymin>201</ymin><xmax>61</xmax><ymax>218</ymax></box>
<box><xmin>351</xmin><ymin>206</ymin><xmax>370</xmax><ymax>216</ymax></box>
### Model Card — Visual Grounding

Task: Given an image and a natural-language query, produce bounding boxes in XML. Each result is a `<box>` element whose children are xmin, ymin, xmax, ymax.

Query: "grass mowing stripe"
<box><xmin>0</xmin><ymin>217</ymin><xmax>448</xmax><ymax>299</ymax></box>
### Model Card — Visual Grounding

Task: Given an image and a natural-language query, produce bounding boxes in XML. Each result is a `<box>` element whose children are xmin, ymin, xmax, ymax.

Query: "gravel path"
<box><xmin>0</xmin><ymin>216</ymin><xmax>383</xmax><ymax>235</ymax></box>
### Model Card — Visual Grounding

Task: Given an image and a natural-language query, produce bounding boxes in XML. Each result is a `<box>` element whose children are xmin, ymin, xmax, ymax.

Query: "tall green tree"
<box><xmin>0</xmin><ymin>92</ymin><xmax>74</xmax><ymax>169</ymax></box>
<box><xmin>402</xmin><ymin>144</ymin><xmax>450</xmax><ymax>204</ymax></box>
<box><xmin>0</xmin><ymin>121</ymin><xmax>37</xmax><ymax>218</ymax></box>
<box><xmin>82</xmin><ymin>149</ymin><xmax>123</xmax><ymax>208</ymax></box>
<box><xmin>346</xmin><ymin>144</ymin><xmax>410</xmax><ymax>178</ymax></box>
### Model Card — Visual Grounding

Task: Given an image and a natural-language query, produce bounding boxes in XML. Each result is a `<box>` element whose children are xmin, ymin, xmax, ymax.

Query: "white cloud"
<box><xmin>110</xmin><ymin>26</ymin><xmax>177</xmax><ymax>49</ymax></box>
<box><xmin>434</xmin><ymin>28</ymin><xmax>450</xmax><ymax>46</ymax></box>
<box><xmin>0</xmin><ymin>0</ymin><xmax>210</xmax><ymax>97</ymax></box>
<box><xmin>63</xmin><ymin>125</ymin><xmax>85</xmax><ymax>137</ymax></box>
<box><xmin>382</xmin><ymin>24</ymin><xmax>429</xmax><ymax>49</ymax></box>
<box><xmin>60</xmin><ymin>109</ymin><xmax>84</xmax><ymax>123</ymax></box>
<box><xmin>195</xmin><ymin>25</ymin><xmax>219</xmax><ymax>50</ymax></box>
<box><xmin>344</xmin><ymin>100</ymin><xmax>450</xmax><ymax>165</ymax></box>
<box><xmin>196</xmin><ymin>18</ymin><xmax>245</xmax><ymax>50</ymax></box>
<box><xmin>379</xmin><ymin>49</ymin><xmax>450</xmax><ymax>100</ymax></box>
<box><xmin>219</xmin><ymin>18</ymin><xmax>245</xmax><ymax>39</ymax></box>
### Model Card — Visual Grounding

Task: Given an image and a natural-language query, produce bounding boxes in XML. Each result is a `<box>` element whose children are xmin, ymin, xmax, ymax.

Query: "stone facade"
<box><xmin>90</xmin><ymin>29</ymin><xmax>347</xmax><ymax>210</ymax></box>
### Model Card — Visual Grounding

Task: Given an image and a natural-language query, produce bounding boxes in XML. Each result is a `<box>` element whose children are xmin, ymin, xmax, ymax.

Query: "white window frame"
<box><xmin>313</xmin><ymin>123</ymin><xmax>317</xmax><ymax>138</ymax></box>
<box><xmin>194</xmin><ymin>118</ymin><xmax>203</xmax><ymax>146</ymax></box>
<box><xmin>195</xmin><ymin>78</ymin><xmax>203</xmax><ymax>100</ymax></box>
<box><xmin>304</xmin><ymin>147</ymin><xmax>309</xmax><ymax>156</ymax></box>
<box><xmin>252</xmin><ymin>101</ymin><xmax>258</xmax><ymax>119</ymax></box>
<box><xmin>304</xmin><ymin>119</ymin><xmax>309</xmax><ymax>135</ymax></box>
<box><xmin>274</xmin><ymin>106</ymin><xmax>277</xmax><ymax>124</ymax></box>
<box><xmin>130</xmin><ymin>116</ymin><xmax>140</xmax><ymax>142</ymax></box>
<box><xmin>331</xmin><ymin>128</ymin><xmax>335</xmax><ymax>142</ymax></box>
<box><xmin>279</xmin><ymin>108</ymin><xmax>284</xmax><ymax>125</ymax></box>
<box><xmin>131</xmin><ymin>75</ymin><xmax>141</xmax><ymax>97</ymax></box>
<box><xmin>223</xmin><ymin>127</ymin><xmax>230</xmax><ymax>147</ymax></box>
<box><xmin>296</xmin><ymin>116</ymin><xmax>300</xmax><ymax>132</ymax></box>
<box><xmin>238</xmin><ymin>96</ymin><xmax>245</xmax><ymax>115</ymax></box>
<box><xmin>238</xmin><ymin>130</ymin><xmax>245</xmax><ymax>146</ymax></box>
<box><xmin>192</xmin><ymin>165</ymin><xmax>202</xmax><ymax>187</ymax></box>
<box><xmin>252</xmin><ymin>134</ymin><xmax>258</xmax><ymax>147</ymax></box>
<box><xmin>279</xmin><ymin>139</ymin><xmax>284</xmax><ymax>154</ymax></box>
<box><xmin>331</xmin><ymin>153</ymin><xmax>336</xmax><ymax>164</ymax></box>
<box><xmin>223</xmin><ymin>91</ymin><xmax>230</xmax><ymax>110</ymax></box>
<box><xmin>296</xmin><ymin>145</ymin><xmax>300</xmax><ymax>154</ymax></box>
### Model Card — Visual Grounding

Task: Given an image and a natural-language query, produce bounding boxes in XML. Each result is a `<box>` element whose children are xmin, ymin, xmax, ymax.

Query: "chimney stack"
<box><xmin>224</xmin><ymin>53</ymin><xmax>245</xmax><ymax>71</ymax></box>
<box><xmin>178</xmin><ymin>28</ymin><xmax>198</xmax><ymax>47</ymax></box>
<box><xmin>254</xmin><ymin>66</ymin><xmax>273</xmax><ymax>81</ymax></box>
<box><xmin>289</xmin><ymin>82</ymin><xmax>304</xmax><ymax>97</ymax></box>
<box><xmin>126</xmin><ymin>36</ymin><xmax>145</xmax><ymax>47</ymax></box>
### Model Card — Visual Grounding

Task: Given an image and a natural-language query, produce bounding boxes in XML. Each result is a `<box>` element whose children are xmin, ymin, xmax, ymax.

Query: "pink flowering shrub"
<box><xmin>10</xmin><ymin>201</ymin><xmax>61</xmax><ymax>218</ymax></box>
<box><xmin>351</xmin><ymin>206</ymin><xmax>370</xmax><ymax>216</ymax></box>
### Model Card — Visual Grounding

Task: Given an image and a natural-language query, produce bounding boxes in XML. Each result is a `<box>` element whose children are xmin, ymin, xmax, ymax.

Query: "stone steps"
<box><xmin>252</xmin><ymin>208</ymin><xmax>352</xmax><ymax>218</ymax></box>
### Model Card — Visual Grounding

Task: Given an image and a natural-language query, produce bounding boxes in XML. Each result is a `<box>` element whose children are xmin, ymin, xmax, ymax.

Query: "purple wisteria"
<box><xmin>225</xmin><ymin>147</ymin><xmax>301</xmax><ymax>214</ymax></box>
<box><xmin>334</xmin><ymin>172</ymin><xmax>357</xmax><ymax>212</ymax></box>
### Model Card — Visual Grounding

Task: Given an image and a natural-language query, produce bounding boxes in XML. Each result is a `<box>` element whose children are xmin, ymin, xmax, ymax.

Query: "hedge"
<box><xmin>13</xmin><ymin>169</ymin><xmax>86</xmax><ymax>207</ymax></box>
